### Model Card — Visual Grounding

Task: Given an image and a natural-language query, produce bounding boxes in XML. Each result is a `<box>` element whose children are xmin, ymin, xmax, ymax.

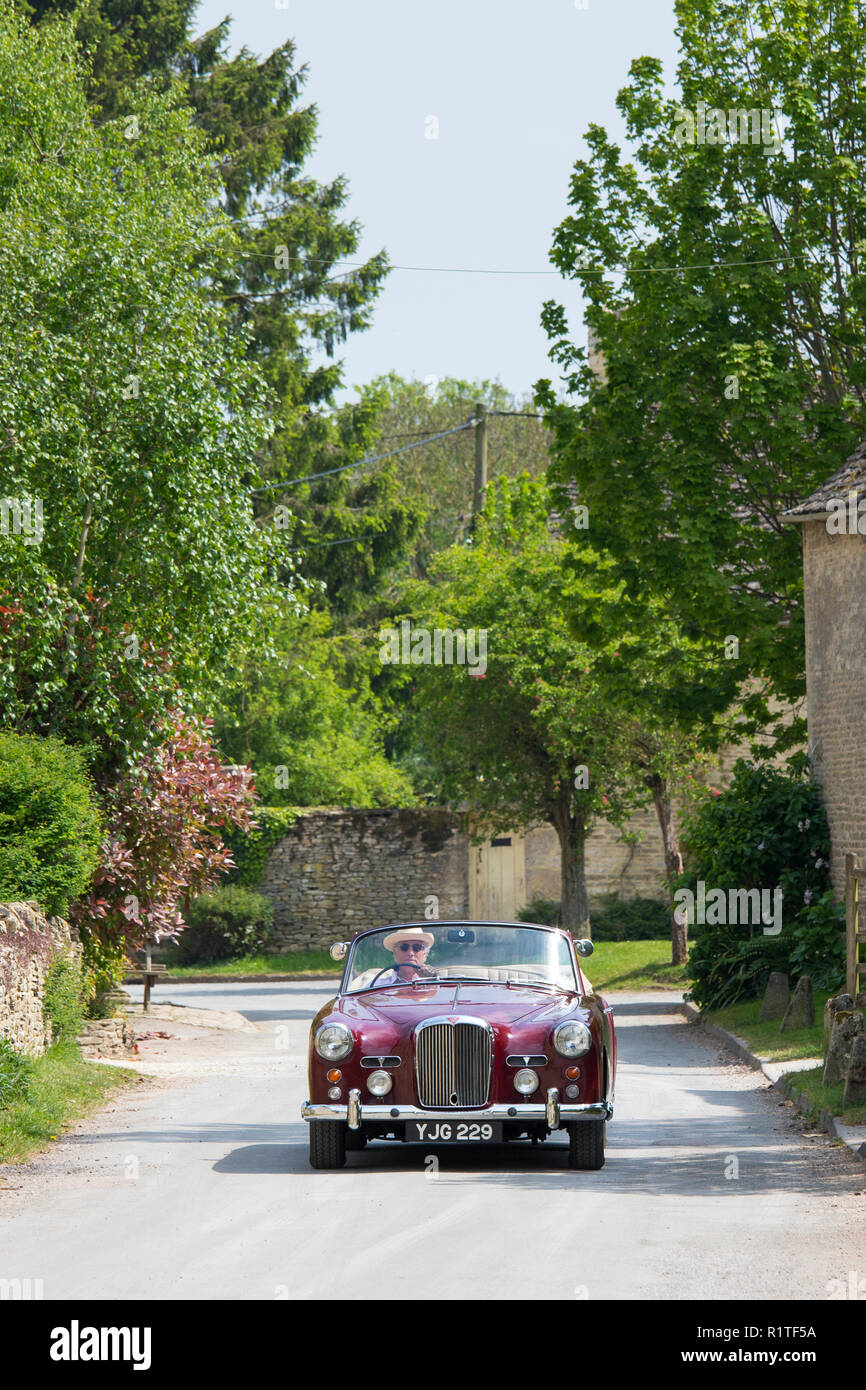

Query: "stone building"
<box><xmin>783</xmin><ymin>441</ymin><xmax>866</xmax><ymax>895</ymax></box>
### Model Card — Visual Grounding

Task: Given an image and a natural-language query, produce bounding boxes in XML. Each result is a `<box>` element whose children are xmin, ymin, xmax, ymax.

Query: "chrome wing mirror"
<box><xmin>574</xmin><ymin>938</ymin><xmax>594</xmax><ymax>957</ymax></box>
<box><xmin>329</xmin><ymin>941</ymin><xmax>349</xmax><ymax>962</ymax></box>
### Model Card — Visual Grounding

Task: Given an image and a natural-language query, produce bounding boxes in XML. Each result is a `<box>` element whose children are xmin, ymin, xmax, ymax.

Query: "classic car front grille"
<box><xmin>415</xmin><ymin>1020</ymin><xmax>492</xmax><ymax>1107</ymax></box>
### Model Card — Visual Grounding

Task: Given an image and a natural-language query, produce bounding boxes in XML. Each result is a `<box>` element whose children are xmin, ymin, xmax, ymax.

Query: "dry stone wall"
<box><xmin>0</xmin><ymin>902</ymin><xmax>78</xmax><ymax>1056</ymax></box>
<box><xmin>260</xmin><ymin>809</ymin><xmax>469</xmax><ymax>951</ymax></box>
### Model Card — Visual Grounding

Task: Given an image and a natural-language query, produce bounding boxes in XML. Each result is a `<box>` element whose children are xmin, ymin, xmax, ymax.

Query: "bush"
<box><xmin>687</xmin><ymin>928</ymin><xmax>794</xmax><ymax>1011</ymax></box>
<box><xmin>42</xmin><ymin>953</ymin><xmax>86</xmax><ymax>1042</ymax></box>
<box><xmin>519</xmin><ymin>893</ymin><xmax>671</xmax><ymax>939</ymax></box>
<box><xmin>79</xmin><ymin>932</ymin><xmax>129</xmax><ymax>1018</ymax></box>
<box><xmin>71</xmin><ymin>711</ymin><xmax>256</xmax><ymax>949</ymax></box>
<box><xmin>590</xmin><ymin>894</ymin><xmax>671</xmax><ymax>941</ymax></box>
<box><xmin>0</xmin><ymin>1040</ymin><xmax>31</xmax><ymax>1109</ymax></box>
<box><xmin>788</xmin><ymin>889</ymin><xmax>846</xmax><ymax>991</ymax></box>
<box><xmin>172</xmin><ymin>886</ymin><xmax>275</xmax><ymax>963</ymax></box>
<box><xmin>0</xmin><ymin>731</ymin><xmax>101</xmax><ymax>916</ymax></box>
<box><xmin>517</xmin><ymin>897</ymin><xmax>561</xmax><ymax>927</ymax></box>
<box><xmin>682</xmin><ymin>755</ymin><xmax>837</xmax><ymax>1009</ymax></box>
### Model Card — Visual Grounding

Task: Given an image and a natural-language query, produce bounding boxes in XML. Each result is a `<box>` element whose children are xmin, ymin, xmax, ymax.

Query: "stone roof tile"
<box><xmin>782</xmin><ymin>438</ymin><xmax>866</xmax><ymax>521</ymax></box>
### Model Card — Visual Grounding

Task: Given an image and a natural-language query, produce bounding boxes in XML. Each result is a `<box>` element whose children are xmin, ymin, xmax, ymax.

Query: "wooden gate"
<box><xmin>845</xmin><ymin>853</ymin><xmax>866</xmax><ymax>997</ymax></box>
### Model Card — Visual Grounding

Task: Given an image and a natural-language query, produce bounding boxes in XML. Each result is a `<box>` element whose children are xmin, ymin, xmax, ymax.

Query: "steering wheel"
<box><xmin>368</xmin><ymin>961</ymin><xmax>431</xmax><ymax>987</ymax></box>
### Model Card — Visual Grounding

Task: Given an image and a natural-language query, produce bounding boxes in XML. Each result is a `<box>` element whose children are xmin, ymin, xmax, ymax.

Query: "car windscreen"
<box><xmin>344</xmin><ymin>924</ymin><xmax>578</xmax><ymax>993</ymax></box>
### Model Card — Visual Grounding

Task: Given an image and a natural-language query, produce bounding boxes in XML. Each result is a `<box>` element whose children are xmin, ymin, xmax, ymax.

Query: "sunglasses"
<box><xmin>398</xmin><ymin>942</ymin><xmax>428</xmax><ymax>953</ymax></box>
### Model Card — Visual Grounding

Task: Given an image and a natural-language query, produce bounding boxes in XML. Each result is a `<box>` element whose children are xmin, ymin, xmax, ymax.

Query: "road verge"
<box><xmin>680</xmin><ymin>999</ymin><xmax>866</xmax><ymax>1173</ymax></box>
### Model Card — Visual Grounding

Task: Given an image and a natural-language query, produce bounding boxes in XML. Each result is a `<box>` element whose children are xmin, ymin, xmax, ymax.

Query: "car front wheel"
<box><xmin>309</xmin><ymin>1120</ymin><xmax>347</xmax><ymax>1169</ymax></box>
<box><xmin>567</xmin><ymin>1119</ymin><xmax>605</xmax><ymax>1170</ymax></box>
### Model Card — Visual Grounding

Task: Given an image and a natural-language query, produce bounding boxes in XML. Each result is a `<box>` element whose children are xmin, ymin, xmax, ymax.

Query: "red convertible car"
<box><xmin>301</xmin><ymin>920</ymin><xmax>615</xmax><ymax>1170</ymax></box>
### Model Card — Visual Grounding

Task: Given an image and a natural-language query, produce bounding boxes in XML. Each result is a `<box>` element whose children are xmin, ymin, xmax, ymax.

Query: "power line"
<box><xmin>251</xmin><ymin>418</ymin><xmax>476</xmax><ymax>495</ymax></box>
<box><xmin>283</xmin><ymin>532</ymin><xmax>380</xmax><ymax>550</ymax></box>
<box><xmin>219</xmin><ymin>246</ymin><xmax>807</xmax><ymax>278</ymax></box>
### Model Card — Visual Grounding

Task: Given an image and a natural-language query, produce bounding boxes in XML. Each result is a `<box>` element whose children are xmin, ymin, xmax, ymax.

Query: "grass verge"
<box><xmin>704</xmin><ymin>993</ymin><xmax>831</xmax><ymax>1063</ymax></box>
<box><xmin>164</xmin><ymin>950</ymin><xmax>335</xmax><ymax>977</ymax></box>
<box><xmin>0</xmin><ymin>1040</ymin><xmax>138</xmax><ymax>1165</ymax></box>
<box><xmin>583</xmin><ymin>939</ymin><xmax>689</xmax><ymax>991</ymax></box>
<box><xmin>782</xmin><ymin>1063</ymin><xmax>866</xmax><ymax>1127</ymax></box>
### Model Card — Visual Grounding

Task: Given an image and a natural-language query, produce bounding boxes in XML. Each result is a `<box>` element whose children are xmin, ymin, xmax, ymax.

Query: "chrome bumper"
<box><xmin>302</xmin><ymin>1090</ymin><xmax>612</xmax><ymax>1129</ymax></box>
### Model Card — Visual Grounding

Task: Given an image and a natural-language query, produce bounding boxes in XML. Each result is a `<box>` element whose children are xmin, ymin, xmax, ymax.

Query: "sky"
<box><xmin>192</xmin><ymin>0</ymin><xmax>681</xmax><ymax>403</ymax></box>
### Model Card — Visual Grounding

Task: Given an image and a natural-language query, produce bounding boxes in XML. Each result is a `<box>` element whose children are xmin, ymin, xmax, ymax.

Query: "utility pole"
<box><xmin>472</xmin><ymin>401</ymin><xmax>488</xmax><ymax>521</ymax></box>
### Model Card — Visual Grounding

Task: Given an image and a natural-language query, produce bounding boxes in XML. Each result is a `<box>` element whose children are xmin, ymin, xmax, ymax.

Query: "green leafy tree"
<box><xmin>563</xmin><ymin>542</ymin><xmax>741</xmax><ymax>959</ymax></box>
<box><xmin>537</xmin><ymin>0</ymin><xmax>866</xmax><ymax>729</ymax></box>
<box><xmin>30</xmin><ymin>0</ymin><xmax>393</xmax><ymax>585</ymax></box>
<box><xmin>215</xmin><ymin>607</ymin><xmax>415</xmax><ymax>808</ymax></box>
<box><xmin>359</xmin><ymin>374</ymin><xmax>552</xmax><ymax>575</ymax></box>
<box><xmin>404</xmin><ymin>476</ymin><xmax>651</xmax><ymax>933</ymax></box>
<box><xmin>0</xmin><ymin>5</ymin><xmax>282</xmax><ymax>778</ymax></box>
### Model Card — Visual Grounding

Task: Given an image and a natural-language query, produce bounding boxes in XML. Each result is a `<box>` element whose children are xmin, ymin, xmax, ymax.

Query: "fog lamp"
<box><xmin>328</xmin><ymin>1086</ymin><xmax>342</xmax><ymax>1099</ymax></box>
<box><xmin>514</xmin><ymin>1068</ymin><xmax>539</xmax><ymax>1095</ymax></box>
<box><xmin>367</xmin><ymin>1069</ymin><xmax>392</xmax><ymax>1097</ymax></box>
<box><xmin>565</xmin><ymin>1084</ymin><xmax>580</xmax><ymax>1099</ymax></box>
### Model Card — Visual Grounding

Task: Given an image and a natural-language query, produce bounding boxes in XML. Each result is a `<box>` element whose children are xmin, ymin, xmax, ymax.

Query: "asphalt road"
<box><xmin>1</xmin><ymin>982</ymin><xmax>864</xmax><ymax>1300</ymax></box>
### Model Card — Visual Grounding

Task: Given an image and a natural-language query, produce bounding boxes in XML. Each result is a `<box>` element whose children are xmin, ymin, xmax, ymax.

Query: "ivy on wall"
<box><xmin>222</xmin><ymin>807</ymin><xmax>300</xmax><ymax>888</ymax></box>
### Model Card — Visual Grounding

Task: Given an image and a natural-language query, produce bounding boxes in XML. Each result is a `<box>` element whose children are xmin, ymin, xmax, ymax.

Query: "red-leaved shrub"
<box><xmin>71</xmin><ymin>711</ymin><xmax>256</xmax><ymax>949</ymax></box>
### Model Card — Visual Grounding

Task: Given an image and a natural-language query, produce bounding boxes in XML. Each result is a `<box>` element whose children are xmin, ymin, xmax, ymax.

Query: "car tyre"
<box><xmin>567</xmin><ymin>1119</ymin><xmax>605</xmax><ymax>1170</ymax></box>
<box><xmin>309</xmin><ymin>1120</ymin><xmax>347</xmax><ymax>1169</ymax></box>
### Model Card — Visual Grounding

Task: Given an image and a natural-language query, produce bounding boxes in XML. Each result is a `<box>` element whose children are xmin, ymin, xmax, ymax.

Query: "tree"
<box><xmin>405</xmin><ymin>476</ymin><xmax>645</xmax><ymax>933</ymax></box>
<box><xmin>359</xmin><ymin>374</ymin><xmax>553</xmax><ymax>574</ymax></box>
<box><xmin>214</xmin><ymin>607</ymin><xmax>415</xmax><ymax>808</ymax></box>
<box><xmin>0</xmin><ymin>5</ymin><xmax>282</xmax><ymax>778</ymax></box>
<box><xmin>30</xmin><ymin>0</ymin><xmax>392</xmax><ymax>551</ymax></box>
<box><xmin>257</xmin><ymin>387</ymin><xmax>426</xmax><ymax>621</ymax></box>
<box><xmin>567</xmin><ymin>558</ymin><xmax>738</xmax><ymax>960</ymax></box>
<box><xmin>29</xmin><ymin>0</ymin><xmax>389</xmax><ymax>405</ymax></box>
<box><xmin>536</xmin><ymin>0</ymin><xmax>866</xmax><ymax>731</ymax></box>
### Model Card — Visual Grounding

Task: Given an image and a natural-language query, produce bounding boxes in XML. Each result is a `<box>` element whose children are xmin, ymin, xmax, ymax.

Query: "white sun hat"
<box><xmin>382</xmin><ymin>926</ymin><xmax>435</xmax><ymax>951</ymax></box>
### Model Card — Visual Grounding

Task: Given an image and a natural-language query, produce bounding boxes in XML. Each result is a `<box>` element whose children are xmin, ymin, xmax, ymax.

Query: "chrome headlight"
<box><xmin>513</xmin><ymin>1068</ymin><xmax>539</xmax><ymax>1095</ymax></box>
<box><xmin>366</xmin><ymin>1069</ymin><xmax>392</xmax><ymax>1096</ymax></box>
<box><xmin>552</xmin><ymin>1021</ymin><xmax>592</xmax><ymax>1058</ymax></box>
<box><xmin>315</xmin><ymin>1022</ymin><xmax>353</xmax><ymax>1062</ymax></box>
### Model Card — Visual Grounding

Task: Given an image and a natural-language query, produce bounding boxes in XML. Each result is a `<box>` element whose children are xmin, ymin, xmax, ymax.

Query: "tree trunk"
<box><xmin>552</xmin><ymin>796</ymin><xmax>590</xmax><ymax>936</ymax></box>
<box><xmin>647</xmin><ymin>773</ymin><xmax>686</xmax><ymax>965</ymax></box>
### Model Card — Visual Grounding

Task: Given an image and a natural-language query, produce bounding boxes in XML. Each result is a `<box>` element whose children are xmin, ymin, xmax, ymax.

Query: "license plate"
<box><xmin>405</xmin><ymin>1119</ymin><xmax>502</xmax><ymax>1143</ymax></box>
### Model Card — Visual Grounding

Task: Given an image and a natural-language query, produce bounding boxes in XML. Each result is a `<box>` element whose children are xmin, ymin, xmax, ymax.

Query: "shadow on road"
<box><xmin>209</xmin><ymin>1132</ymin><xmax>861</xmax><ymax>1196</ymax></box>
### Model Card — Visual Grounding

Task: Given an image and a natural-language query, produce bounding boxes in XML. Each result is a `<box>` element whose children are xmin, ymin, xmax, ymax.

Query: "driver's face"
<box><xmin>392</xmin><ymin>941</ymin><xmax>429</xmax><ymax>970</ymax></box>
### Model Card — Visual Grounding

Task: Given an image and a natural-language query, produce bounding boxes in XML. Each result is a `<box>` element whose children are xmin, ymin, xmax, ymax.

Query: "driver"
<box><xmin>375</xmin><ymin>927</ymin><xmax>436</xmax><ymax>985</ymax></box>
